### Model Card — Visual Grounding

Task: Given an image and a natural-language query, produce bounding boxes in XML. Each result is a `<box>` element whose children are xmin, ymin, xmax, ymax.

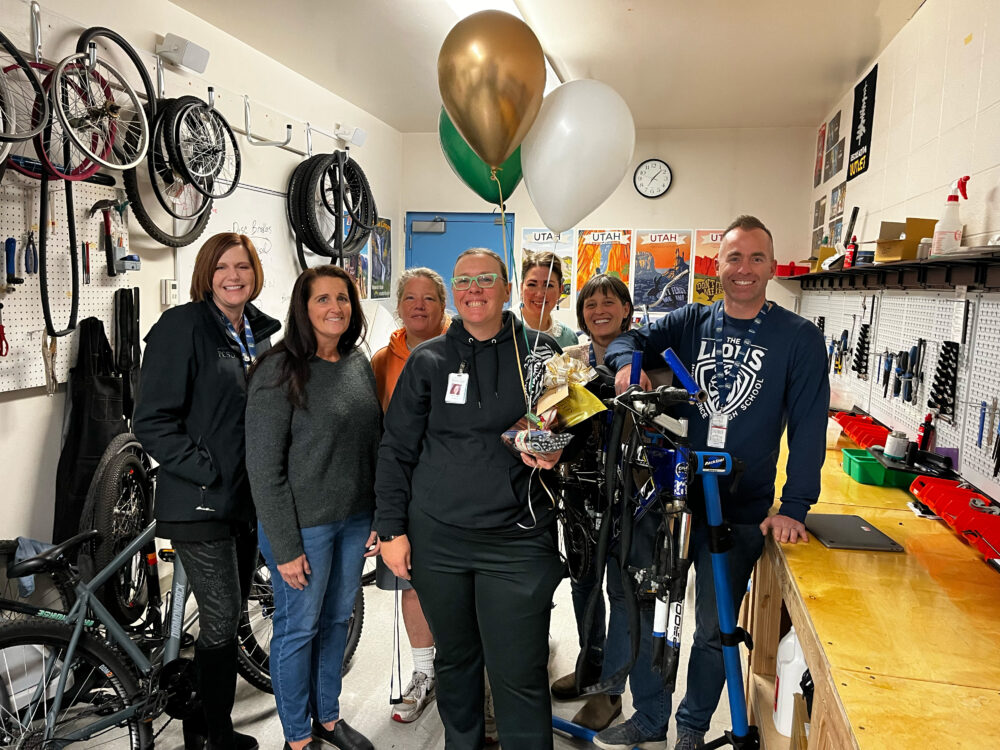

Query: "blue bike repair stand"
<box><xmin>692</xmin><ymin>451</ymin><xmax>759</xmax><ymax>750</ymax></box>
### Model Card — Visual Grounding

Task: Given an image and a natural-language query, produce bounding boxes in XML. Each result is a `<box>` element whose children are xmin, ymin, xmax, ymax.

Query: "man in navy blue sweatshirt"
<box><xmin>594</xmin><ymin>215</ymin><xmax>829</xmax><ymax>750</ymax></box>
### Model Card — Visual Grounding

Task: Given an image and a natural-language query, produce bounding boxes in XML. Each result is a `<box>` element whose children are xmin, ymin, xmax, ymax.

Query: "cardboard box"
<box><xmin>873</xmin><ymin>218</ymin><xmax>937</xmax><ymax>263</ymax></box>
<box><xmin>810</xmin><ymin>245</ymin><xmax>837</xmax><ymax>272</ymax></box>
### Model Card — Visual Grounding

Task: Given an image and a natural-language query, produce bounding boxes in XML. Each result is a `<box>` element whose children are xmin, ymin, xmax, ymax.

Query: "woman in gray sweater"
<box><xmin>246</xmin><ymin>265</ymin><xmax>380</xmax><ymax>750</ymax></box>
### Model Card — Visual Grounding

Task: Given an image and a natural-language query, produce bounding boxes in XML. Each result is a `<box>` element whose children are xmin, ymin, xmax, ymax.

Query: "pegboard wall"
<box><xmin>800</xmin><ymin>288</ymin><xmax>1000</xmax><ymax>501</ymax></box>
<box><xmin>0</xmin><ymin>172</ymin><xmax>135</xmax><ymax>393</ymax></box>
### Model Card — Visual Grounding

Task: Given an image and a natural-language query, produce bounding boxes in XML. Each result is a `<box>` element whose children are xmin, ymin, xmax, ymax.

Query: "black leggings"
<box><xmin>409</xmin><ymin>508</ymin><xmax>564</xmax><ymax>750</ymax></box>
<box><xmin>174</xmin><ymin>532</ymin><xmax>257</xmax><ymax>648</ymax></box>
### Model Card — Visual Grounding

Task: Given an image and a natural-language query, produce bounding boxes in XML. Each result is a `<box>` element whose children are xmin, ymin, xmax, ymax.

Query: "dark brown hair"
<box><xmin>576</xmin><ymin>274</ymin><xmax>633</xmax><ymax>335</ymax></box>
<box><xmin>189</xmin><ymin>233</ymin><xmax>264</xmax><ymax>302</ymax></box>
<box><xmin>521</xmin><ymin>251</ymin><xmax>563</xmax><ymax>286</ymax></box>
<box><xmin>724</xmin><ymin>215</ymin><xmax>774</xmax><ymax>254</ymax></box>
<box><xmin>251</xmin><ymin>265</ymin><xmax>367</xmax><ymax>409</ymax></box>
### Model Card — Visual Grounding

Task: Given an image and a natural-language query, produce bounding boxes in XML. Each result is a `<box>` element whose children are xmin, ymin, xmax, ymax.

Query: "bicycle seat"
<box><xmin>7</xmin><ymin>529</ymin><xmax>101</xmax><ymax>579</ymax></box>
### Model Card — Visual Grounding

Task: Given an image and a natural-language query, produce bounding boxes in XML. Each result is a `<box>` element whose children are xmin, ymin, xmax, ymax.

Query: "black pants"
<box><xmin>409</xmin><ymin>508</ymin><xmax>564</xmax><ymax>750</ymax></box>
<box><xmin>174</xmin><ymin>531</ymin><xmax>257</xmax><ymax>647</ymax></box>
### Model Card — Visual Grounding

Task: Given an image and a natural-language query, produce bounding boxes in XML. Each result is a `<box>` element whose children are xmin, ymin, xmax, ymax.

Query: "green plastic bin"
<box><xmin>841</xmin><ymin>448</ymin><xmax>912</xmax><ymax>488</ymax></box>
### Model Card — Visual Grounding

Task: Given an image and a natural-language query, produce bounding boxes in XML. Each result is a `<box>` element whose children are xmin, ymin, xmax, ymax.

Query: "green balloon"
<box><xmin>439</xmin><ymin>107</ymin><xmax>522</xmax><ymax>205</ymax></box>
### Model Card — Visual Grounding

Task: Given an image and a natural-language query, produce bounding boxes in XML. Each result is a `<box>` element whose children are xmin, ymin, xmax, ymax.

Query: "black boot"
<box><xmin>194</xmin><ymin>639</ymin><xmax>259</xmax><ymax>750</ymax></box>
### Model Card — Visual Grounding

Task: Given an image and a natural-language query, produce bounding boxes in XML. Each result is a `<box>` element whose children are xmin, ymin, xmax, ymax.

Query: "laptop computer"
<box><xmin>805</xmin><ymin>513</ymin><xmax>904</xmax><ymax>552</ymax></box>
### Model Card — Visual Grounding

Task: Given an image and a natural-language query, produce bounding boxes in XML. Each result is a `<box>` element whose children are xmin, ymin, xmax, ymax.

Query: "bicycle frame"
<box><xmin>29</xmin><ymin>520</ymin><xmax>190</xmax><ymax>746</ymax></box>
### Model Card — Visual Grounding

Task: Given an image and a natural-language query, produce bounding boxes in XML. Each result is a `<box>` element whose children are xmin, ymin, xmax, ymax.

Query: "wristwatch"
<box><xmin>377</xmin><ymin>534</ymin><xmax>399</xmax><ymax>543</ymax></box>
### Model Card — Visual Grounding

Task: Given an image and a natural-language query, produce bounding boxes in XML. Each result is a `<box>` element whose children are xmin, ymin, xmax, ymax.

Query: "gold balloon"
<box><xmin>438</xmin><ymin>10</ymin><xmax>545</xmax><ymax>168</ymax></box>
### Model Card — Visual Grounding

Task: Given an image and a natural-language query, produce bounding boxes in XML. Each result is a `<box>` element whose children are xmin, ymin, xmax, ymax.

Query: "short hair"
<box><xmin>576</xmin><ymin>274</ymin><xmax>633</xmax><ymax>335</ymax></box>
<box><xmin>189</xmin><ymin>233</ymin><xmax>264</xmax><ymax>302</ymax></box>
<box><xmin>395</xmin><ymin>267</ymin><xmax>447</xmax><ymax>311</ymax></box>
<box><xmin>724</xmin><ymin>215</ymin><xmax>774</xmax><ymax>254</ymax></box>
<box><xmin>453</xmin><ymin>247</ymin><xmax>509</xmax><ymax>285</ymax></box>
<box><xmin>521</xmin><ymin>251</ymin><xmax>564</xmax><ymax>286</ymax></box>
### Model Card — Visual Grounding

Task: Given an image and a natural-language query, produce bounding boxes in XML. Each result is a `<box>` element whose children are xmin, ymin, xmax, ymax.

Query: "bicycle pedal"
<box><xmin>158</xmin><ymin>548</ymin><xmax>175</xmax><ymax>562</ymax></box>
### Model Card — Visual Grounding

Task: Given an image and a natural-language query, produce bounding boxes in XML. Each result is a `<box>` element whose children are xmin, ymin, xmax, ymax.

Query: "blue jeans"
<box><xmin>603</xmin><ymin>516</ymin><xmax>764</xmax><ymax>737</ymax></box>
<box><xmin>674</xmin><ymin>521</ymin><xmax>764</xmax><ymax>736</ymax></box>
<box><xmin>257</xmin><ymin>513</ymin><xmax>371</xmax><ymax>743</ymax></box>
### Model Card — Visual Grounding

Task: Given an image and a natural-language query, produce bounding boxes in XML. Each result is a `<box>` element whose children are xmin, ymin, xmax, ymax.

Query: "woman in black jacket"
<box><xmin>376</xmin><ymin>248</ymin><xmax>566</xmax><ymax>750</ymax></box>
<box><xmin>134</xmin><ymin>232</ymin><xmax>280</xmax><ymax>750</ymax></box>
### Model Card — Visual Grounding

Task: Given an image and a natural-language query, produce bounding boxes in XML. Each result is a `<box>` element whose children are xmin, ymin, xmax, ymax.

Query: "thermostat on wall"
<box><xmin>160</xmin><ymin>279</ymin><xmax>178</xmax><ymax>306</ymax></box>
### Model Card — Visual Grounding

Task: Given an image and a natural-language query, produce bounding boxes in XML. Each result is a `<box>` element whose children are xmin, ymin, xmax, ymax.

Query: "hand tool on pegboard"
<box><xmin>928</xmin><ymin>341</ymin><xmax>959</xmax><ymax>422</ymax></box>
<box><xmin>0</xmin><ymin>303</ymin><xmax>8</xmax><ymax>357</ymax></box>
<box><xmin>902</xmin><ymin>343</ymin><xmax>920</xmax><ymax>402</ymax></box>
<box><xmin>979</xmin><ymin>401</ymin><xmax>988</xmax><ymax>448</ymax></box>
<box><xmin>23</xmin><ymin>231</ymin><xmax>37</xmax><ymax>275</ymax></box>
<box><xmin>42</xmin><ymin>331</ymin><xmax>58</xmax><ymax>395</ymax></box>
<box><xmin>882</xmin><ymin>351</ymin><xmax>894</xmax><ymax>397</ymax></box>
<box><xmin>851</xmin><ymin>323</ymin><xmax>870</xmax><ymax>379</ymax></box>
<box><xmin>989</xmin><ymin>398</ymin><xmax>998</xmax><ymax>449</ymax></box>
<box><xmin>89</xmin><ymin>198</ymin><xmax>119</xmax><ymax>277</ymax></box>
<box><xmin>893</xmin><ymin>350</ymin><xmax>908</xmax><ymax>398</ymax></box>
<box><xmin>5</xmin><ymin>238</ymin><xmax>23</xmax><ymax>291</ymax></box>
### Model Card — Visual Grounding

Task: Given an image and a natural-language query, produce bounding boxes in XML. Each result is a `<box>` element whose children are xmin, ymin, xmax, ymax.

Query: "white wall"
<box><xmin>0</xmin><ymin>0</ymin><xmax>404</xmax><ymax>540</ymax></box>
<box><xmin>402</xmin><ymin>126</ymin><xmax>815</xmax><ymax>319</ymax></box>
<box><xmin>809</xmin><ymin>0</ymin><xmax>1000</xmax><ymax>246</ymax></box>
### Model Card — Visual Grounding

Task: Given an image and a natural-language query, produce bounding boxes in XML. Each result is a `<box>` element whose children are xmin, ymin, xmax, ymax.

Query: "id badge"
<box><xmin>445</xmin><ymin>372</ymin><xmax>469</xmax><ymax>404</ymax></box>
<box><xmin>707</xmin><ymin>411</ymin><xmax>728</xmax><ymax>448</ymax></box>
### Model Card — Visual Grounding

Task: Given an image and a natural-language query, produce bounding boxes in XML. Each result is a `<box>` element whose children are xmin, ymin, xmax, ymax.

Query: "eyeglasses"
<box><xmin>451</xmin><ymin>273</ymin><xmax>499</xmax><ymax>291</ymax></box>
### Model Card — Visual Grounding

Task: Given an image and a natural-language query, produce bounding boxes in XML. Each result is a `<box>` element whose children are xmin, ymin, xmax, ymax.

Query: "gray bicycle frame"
<box><xmin>25</xmin><ymin>520</ymin><xmax>190</xmax><ymax>747</ymax></box>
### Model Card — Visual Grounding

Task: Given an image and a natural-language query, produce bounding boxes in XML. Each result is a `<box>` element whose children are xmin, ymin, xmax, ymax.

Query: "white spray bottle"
<box><xmin>930</xmin><ymin>176</ymin><xmax>970</xmax><ymax>256</ymax></box>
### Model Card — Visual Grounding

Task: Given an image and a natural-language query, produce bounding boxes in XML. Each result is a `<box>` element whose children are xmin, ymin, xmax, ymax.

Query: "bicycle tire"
<box><xmin>123</xmin><ymin>145</ymin><xmax>213</xmax><ymax>248</ymax></box>
<box><xmin>0</xmin><ymin>571</ymin><xmax>77</xmax><ymax>624</ymax></box>
<box><xmin>235</xmin><ymin>554</ymin><xmax>365</xmax><ymax>693</ymax></box>
<box><xmin>76</xmin><ymin>27</ymin><xmax>157</xmax><ymax>121</ymax></box>
<box><xmin>361</xmin><ymin>557</ymin><xmax>376</xmax><ymax>587</ymax></box>
<box><xmin>50</xmin><ymin>52</ymin><xmax>149</xmax><ymax>171</ymax></box>
<box><xmin>0</xmin><ymin>619</ymin><xmax>151</xmax><ymax>750</ymax></box>
<box><xmin>303</xmin><ymin>153</ymin><xmax>377</xmax><ymax>259</ymax></box>
<box><xmin>92</xmin><ymin>452</ymin><xmax>152</xmax><ymax>627</ymax></box>
<box><xmin>0</xmin><ymin>29</ymin><xmax>47</xmax><ymax>142</ymax></box>
<box><xmin>147</xmin><ymin>98</ymin><xmax>211</xmax><ymax>220</ymax></box>
<box><xmin>170</xmin><ymin>101</ymin><xmax>241</xmax><ymax>199</ymax></box>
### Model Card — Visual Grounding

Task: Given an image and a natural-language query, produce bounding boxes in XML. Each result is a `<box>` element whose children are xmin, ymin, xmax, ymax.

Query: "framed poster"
<box><xmin>633</xmin><ymin>229</ymin><xmax>691</xmax><ymax>314</ymax></box>
<box><xmin>370</xmin><ymin>218</ymin><xmax>391</xmax><ymax>299</ymax></box>
<box><xmin>575</xmin><ymin>229</ymin><xmax>632</xmax><ymax>291</ymax></box>
<box><xmin>521</xmin><ymin>228</ymin><xmax>575</xmax><ymax>301</ymax></box>
<box><xmin>692</xmin><ymin>229</ymin><xmax>725</xmax><ymax>305</ymax></box>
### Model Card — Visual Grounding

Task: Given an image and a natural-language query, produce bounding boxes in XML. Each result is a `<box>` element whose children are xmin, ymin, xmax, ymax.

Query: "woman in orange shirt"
<box><xmin>370</xmin><ymin>267</ymin><xmax>448</xmax><ymax>724</ymax></box>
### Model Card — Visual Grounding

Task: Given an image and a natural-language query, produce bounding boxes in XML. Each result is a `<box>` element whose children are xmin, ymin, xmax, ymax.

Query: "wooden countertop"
<box><xmin>762</xmin><ymin>433</ymin><xmax>1000</xmax><ymax>747</ymax></box>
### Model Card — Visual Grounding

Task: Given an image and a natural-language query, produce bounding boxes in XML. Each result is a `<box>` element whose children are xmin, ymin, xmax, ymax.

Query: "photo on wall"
<box><xmin>370</xmin><ymin>218</ymin><xmax>391</xmax><ymax>299</ymax></box>
<box><xmin>827</xmin><ymin>111</ymin><xmax>841</xmax><ymax>151</ymax></box>
<box><xmin>575</xmin><ymin>229</ymin><xmax>632</xmax><ymax>292</ymax></box>
<box><xmin>823</xmin><ymin>147</ymin><xmax>835</xmax><ymax>183</ymax></box>
<box><xmin>830</xmin><ymin>182</ymin><xmax>846</xmax><ymax>219</ymax></box>
<box><xmin>813</xmin><ymin>123</ymin><xmax>826</xmax><ymax>188</ymax></box>
<box><xmin>692</xmin><ymin>229</ymin><xmax>725</xmax><ymax>305</ymax></box>
<box><xmin>828</xmin><ymin>218</ymin><xmax>843</xmax><ymax>247</ymax></box>
<box><xmin>812</xmin><ymin>226</ymin><xmax>825</xmax><ymax>252</ymax></box>
<box><xmin>633</xmin><ymin>230</ymin><xmax>691</xmax><ymax>315</ymax></box>
<box><xmin>834</xmin><ymin>139</ymin><xmax>845</xmax><ymax>173</ymax></box>
<box><xmin>345</xmin><ymin>241</ymin><xmax>370</xmax><ymax>299</ymax></box>
<box><xmin>813</xmin><ymin>196</ymin><xmax>827</xmax><ymax>229</ymax></box>
<box><xmin>522</xmin><ymin>228</ymin><xmax>575</xmax><ymax>301</ymax></box>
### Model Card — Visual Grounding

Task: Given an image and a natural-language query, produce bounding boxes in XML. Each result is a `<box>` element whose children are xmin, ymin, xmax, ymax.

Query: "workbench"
<box><xmin>745</xmin><ymin>435</ymin><xmax>1000</xmax><ymax>749</ymax></box>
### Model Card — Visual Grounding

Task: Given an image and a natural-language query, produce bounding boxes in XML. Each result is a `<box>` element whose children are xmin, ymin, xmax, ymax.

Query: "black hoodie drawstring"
<box><xmin>466</xmin><ymin>336</ymin><xmax>502</xmax><ymax>408</ymax></box>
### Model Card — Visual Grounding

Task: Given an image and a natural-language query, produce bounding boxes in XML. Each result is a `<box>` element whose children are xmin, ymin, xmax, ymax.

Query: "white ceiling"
<box><xmin>171</xmin><ymin>0</ymin><xmax>924</xmax><ymax>133</ymax></box>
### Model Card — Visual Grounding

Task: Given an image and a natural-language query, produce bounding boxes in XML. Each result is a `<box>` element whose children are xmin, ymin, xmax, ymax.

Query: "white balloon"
<box><xmin>521</xmin><ymin>80</ymin><xmax>636</xmax><ymax>234</ymax></box>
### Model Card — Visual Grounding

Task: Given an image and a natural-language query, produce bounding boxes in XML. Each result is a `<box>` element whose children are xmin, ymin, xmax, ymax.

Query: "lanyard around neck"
<box><xmin>713</xmin><ymin>300</ymin><xmax>769</xmax><ymax>408</ymax></box>
<box><xmin>219</xmin><ymin>309</ymin><xmax>257</xmax><ymax>374</ymax></box>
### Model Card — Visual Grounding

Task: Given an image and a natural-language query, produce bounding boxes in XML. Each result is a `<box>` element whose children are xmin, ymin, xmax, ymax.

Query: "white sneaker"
<box><xmin>391</xmin><ymin>671</ymin><xmax>436</xmax><ymax>723</ymax></box>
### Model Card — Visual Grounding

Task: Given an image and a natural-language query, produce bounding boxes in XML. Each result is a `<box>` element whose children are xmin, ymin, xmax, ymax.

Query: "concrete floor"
<box><xmin>153</xmin><ymin>572</ymin><xmax>735</xmax><ymax>750</ymax></box>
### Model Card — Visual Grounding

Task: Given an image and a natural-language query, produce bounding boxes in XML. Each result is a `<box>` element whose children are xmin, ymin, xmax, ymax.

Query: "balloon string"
<box><xmin>492</xmin><ymin>168</ymin><xmax>510</xmax><ymax>274</ymax></box>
